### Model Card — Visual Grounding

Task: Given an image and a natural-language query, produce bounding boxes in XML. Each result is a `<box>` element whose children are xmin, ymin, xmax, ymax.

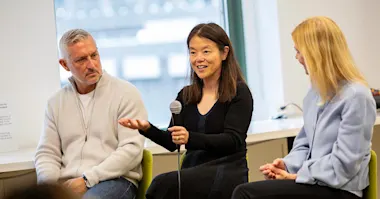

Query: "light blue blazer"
<box><xmin>283</xmin><ymin>82</ymin><xmax>376</xmax><ymax>194</ymax></box>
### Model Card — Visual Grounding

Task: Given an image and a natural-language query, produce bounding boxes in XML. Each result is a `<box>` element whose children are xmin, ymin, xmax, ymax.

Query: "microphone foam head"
<box><xmin>170</xmin><ymin>100</ymin><xmax>182</xmax><ymax>114</ymax></box>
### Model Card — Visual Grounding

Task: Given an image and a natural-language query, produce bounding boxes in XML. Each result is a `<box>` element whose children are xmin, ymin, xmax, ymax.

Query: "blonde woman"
<box><xmin>232</xmin><ymin>16</ymin><xmax>376</xmax><ymax>199</ymax></box>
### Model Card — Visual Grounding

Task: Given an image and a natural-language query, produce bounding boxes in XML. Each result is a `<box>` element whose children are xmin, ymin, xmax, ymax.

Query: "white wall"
<box><xmin>277</xmin><ymin>0</ymin><xmax>380</xmax><ymax>107</ymax></box>
<box><xmin>0</xmin><ymin>0</ymin><xmax>61</xmax><ymax>150</ymax></box>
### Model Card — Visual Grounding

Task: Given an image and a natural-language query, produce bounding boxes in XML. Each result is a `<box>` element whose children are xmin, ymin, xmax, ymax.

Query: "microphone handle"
<box><xmin>171</xmin><ymin>116</ymin><xmax>181</xmax><ymax>151</ymax></box>
<box><xmin>171</xmin><ymin>114</ymin><xmax>181</xmax><ymax>199</ymax></box>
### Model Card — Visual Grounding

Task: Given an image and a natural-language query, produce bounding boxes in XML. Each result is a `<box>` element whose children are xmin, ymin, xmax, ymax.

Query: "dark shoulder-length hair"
<box><xmin>182</xmin><ymin>22</ymin><xmax>246</xmax><ymax>104</ymax></box>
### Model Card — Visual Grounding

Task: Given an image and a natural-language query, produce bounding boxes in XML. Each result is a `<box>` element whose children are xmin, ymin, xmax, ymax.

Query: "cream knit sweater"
<box><xmin>35</xmin><ymin>72</ymin><xmax>147</xmax><ymax>187</ymax></box>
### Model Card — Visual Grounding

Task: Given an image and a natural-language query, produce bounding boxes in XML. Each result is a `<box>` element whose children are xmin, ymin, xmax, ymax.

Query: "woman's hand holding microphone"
<box><xmin>119</xmin><ymin>118</ymin><xmax>189</xmax><ymax>145</ymax></box>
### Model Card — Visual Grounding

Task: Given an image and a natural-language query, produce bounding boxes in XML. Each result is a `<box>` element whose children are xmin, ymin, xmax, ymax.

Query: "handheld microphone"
<box><xmin>169</xmin><ymin>100</ymin><xmax>182</xmax><ymax>199</ymax></box>
<box><xmin>169</xmin><ymin>100</ymin><xmax>182</xmax><ymax>115</ymax></box>
<box><xmin>170</xmin><ymin>100</ymin><xmax>182</xmax><ymax>150</ymax></box>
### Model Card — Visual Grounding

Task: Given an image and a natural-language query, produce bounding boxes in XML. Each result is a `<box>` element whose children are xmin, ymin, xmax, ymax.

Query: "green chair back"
<box><xmin>136</xmin><ymin>149</ymin><xmax>153</xmax><ymax>199</ymax></box>
<box><xmin>364</xmin><ymin>150</ymin><xmax>377</xmax><ymax>199</ymax></box>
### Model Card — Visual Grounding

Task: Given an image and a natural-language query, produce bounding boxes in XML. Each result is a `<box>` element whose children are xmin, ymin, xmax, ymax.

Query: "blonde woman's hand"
<box><xmin>259</xmin><ymin>163</ymin><xmax>276</xmax><ymax>180</ymax></box>
<box><xmin>265</xmin><ymin>164</ymin><xmax>297</xmax><ymax>180</ymax></box>
<box><xmin>118</xmin><ymin>118</ymin><xmax>151</xmax><ymax>132</ymax></box>
<box><xmin>272</xmin><ymin>158</ymin><xmax>286</xmax><ymax>170</ymax></box>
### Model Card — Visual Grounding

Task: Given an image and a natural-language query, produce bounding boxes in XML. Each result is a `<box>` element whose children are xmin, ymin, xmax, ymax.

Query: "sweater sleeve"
<box><xmin>83</xmin><ymin>85</ymin><xmax>147</xmax><ymax>187</ymax></box>
<box><xmin>138</xmin><ymin>90</ymin><xmax>185</xmax><ymax>152</ymax></box>
<box><xmin>34</xmin><ymin>101</ymin><xmax>62</xmax><ymax>184</ymax></box>
<box><xmin>186</xmin><ymin>83</ymin><xmax>253</xmax><ymax>153</ymax></box>
<box><xmin>282</xmin><ymin>126</ymin><xmax>310</xmax><ymax>173</ymax></box>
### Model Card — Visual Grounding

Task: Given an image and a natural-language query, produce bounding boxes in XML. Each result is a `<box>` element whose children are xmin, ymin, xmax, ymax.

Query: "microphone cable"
<box><xmin>171</xmin><ymin>116</ymin><xmax>181</xmax><ymax>199</ymax></box>
<box><xmin>177</xmin><ymin>145</ymin><xmax>181</xmax><ymax>199</ymax></box>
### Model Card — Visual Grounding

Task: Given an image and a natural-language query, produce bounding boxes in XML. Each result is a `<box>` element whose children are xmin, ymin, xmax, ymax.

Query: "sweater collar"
<box><xmin>68</xmin><ymin>70</ymin><xmax>110</xmax><ymax>93</ymax></box>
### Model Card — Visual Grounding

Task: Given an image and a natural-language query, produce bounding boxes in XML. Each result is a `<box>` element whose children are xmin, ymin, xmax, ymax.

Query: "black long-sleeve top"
<box><xmin>140</xmin><ymin>82</ymin><xmax>253</xmax><ymax>168</ymax></box>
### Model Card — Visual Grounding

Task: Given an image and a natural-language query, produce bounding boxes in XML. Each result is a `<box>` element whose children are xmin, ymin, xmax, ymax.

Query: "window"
<box><xmin>241</xmin><ymin>0</ymin><xmax>286</xmax><ymax>121</ymax></box>
<box><xmin>54</xmin><ymin>0</ymin><xmax>226</xmax><ymax>127</ymax></box>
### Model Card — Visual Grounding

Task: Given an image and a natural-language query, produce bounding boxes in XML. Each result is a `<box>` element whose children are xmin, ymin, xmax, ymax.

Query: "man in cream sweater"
<box><xmin>35</xmin><ymin>29</ymin><xmax>147</xmax><ymax>199</ymax></box>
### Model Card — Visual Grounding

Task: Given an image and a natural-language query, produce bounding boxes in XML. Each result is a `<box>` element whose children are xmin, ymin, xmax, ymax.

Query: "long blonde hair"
<box><xmin>292</xmin><ymin>16</ymin><xmax>368</xmax><ymax>103</ymax></box>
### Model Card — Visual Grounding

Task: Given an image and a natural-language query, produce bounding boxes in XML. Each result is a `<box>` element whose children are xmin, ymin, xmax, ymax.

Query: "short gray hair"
<box><xmin>59</xmin><ymin>29</ymin><xmax>92</xmax><ymax>58</ymax></box>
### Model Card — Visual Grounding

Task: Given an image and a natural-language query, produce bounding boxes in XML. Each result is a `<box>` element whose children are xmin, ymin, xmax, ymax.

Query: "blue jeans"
<box><xmin>83</xmin><ymin>178</ymin><xmax>137</xmax><ymax>199</ymax></box>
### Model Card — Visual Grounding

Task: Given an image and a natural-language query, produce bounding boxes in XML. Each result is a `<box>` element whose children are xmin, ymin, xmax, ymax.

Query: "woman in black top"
<box><xmin>119</xmin><ymin>22</ymin><xmax>253</xmax><ymax>199</ymax></box>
